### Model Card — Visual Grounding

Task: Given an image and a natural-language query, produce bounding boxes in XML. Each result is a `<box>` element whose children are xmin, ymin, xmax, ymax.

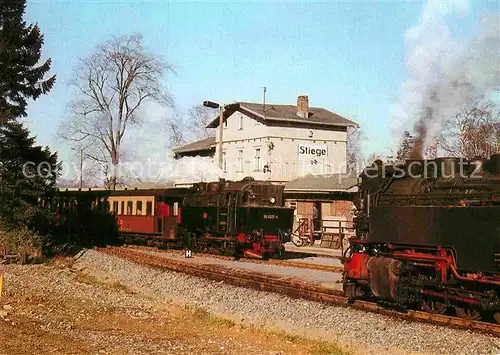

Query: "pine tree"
<box><xmin>0</xmin><ymin>0</ymin><xmax>56</xmax><ymax>122</ymax></box>
<box><xmin>0</xmin><ymin>121</ymin><xmax>60</xmax><ymax>227</ymax></box>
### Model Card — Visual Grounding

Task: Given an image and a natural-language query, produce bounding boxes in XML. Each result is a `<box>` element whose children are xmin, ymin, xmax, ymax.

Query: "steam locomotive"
<box><xmin>43</xmin><ymin>178</ymin><xmax>294</xmax><ymax>259</ymax></box>
<box><xmin>343</xmin><ymin>154</ymin><xmax>500</xmax><ymax>323</ymax></box>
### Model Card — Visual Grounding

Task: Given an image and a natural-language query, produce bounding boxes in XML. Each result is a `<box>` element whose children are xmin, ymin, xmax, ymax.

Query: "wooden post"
<box><xmin>0</xmin><ymin>272</ymin><xmax>3</xmax><ymax>299</ymax></box>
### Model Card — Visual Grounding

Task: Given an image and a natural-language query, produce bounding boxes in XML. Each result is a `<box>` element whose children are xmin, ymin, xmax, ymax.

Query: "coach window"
<box><xmin>146</xmin><ymin>201</ymin><xmax>153</xmax><ymax>216</ymax></box>
<box><xmin>120</xmin><ymin>201</ymin><xmax>125</xmax><ymax>215</ymax></box>
<box><xmin>127</xmin><ymin>201</ymin><xmax>133</xmax><ymax>215</ymax></box>
<box><xmin>136</xmin><ymin>201</ymin><xmax>143</xmax><ymax>215</ymax></box>
<box><xmin>173</xmin><ymin>202</ymin><xmax>179</xmax><ymax>216</ymax></box>
<box><xmin>113</xmin><ymin>201</ymin><xmax>119</xmax><ymax>214</ymax></box>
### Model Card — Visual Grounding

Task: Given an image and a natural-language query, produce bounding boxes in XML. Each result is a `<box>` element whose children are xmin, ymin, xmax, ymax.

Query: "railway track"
<box><xmin>125</xmin><ymin>245</ymin><xmax>344</xmax><ymax>273</ymax></box>
<box><xmin>98</xmin><ymin>246</ymin><xmax>500</xmax><ymax>337</ymax></box>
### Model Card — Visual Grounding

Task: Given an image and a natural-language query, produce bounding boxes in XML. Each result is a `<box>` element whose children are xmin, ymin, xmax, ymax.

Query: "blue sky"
<box><xmin>24</xmin><ymin>0</ymin><xmax>499</xmax><ymax>166</ymax></box>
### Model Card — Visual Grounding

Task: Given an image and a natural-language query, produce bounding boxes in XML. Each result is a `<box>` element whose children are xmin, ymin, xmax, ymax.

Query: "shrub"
<box><xmin>0</xmin><ymin>224</ymin><xmax>44</xmax><ymax>262</ymax></box>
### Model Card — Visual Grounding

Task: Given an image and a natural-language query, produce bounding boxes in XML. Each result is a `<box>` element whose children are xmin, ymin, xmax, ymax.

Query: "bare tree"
<box><xmin>166</xmin><ymin>113</ymin><xmax>187</xmax><ymax>150</ymax></box>
<box><xmin>395</xmin><ymin>130</ymin><xmax>414</xmax><ymax>164</ymax></box>
<box><xmin>424</xmin><ymin>142</ymin><xmax>438</xmax><ymax>159</ymax></box>
<box><xmin>187</xmin><ymin>104</ymin><xmax>215</xmax><ymax>139</ymax></box>
<box><xmin>165</xmin><ymin>104</ymin><xmax>215</xmax><ymax>152</ymax></box>
<box><xmin>59</xmin><ymin>33</ymin><xmax>174</xmax><ymax>189</ymax></box>
<box><xmin>437</xmin><ymin>101</ymin><xmax>500</xmax><ymax>159</ymax></box>
<box><xmin>346</xmin><ymin>125</ymin><xmax>362</xmax><ymax>174</ymax></box>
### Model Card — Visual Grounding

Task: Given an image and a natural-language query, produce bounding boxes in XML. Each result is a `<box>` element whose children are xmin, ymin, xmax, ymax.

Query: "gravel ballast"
<box><xmin>71</xmin><ymin>249</ymin><xmax>500</xmax><ymax>355</ymax></box>
<box><xmin>130</xmin><ymin>248</ymin><xmax>343</xmax><ymax>290</ymax></box>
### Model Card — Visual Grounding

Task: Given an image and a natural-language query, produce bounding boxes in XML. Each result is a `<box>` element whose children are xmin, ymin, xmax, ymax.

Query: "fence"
<box><xmin>294</xmin><ymin>217</ymin><xmax>355</xmax><ymax>251</ymax></box>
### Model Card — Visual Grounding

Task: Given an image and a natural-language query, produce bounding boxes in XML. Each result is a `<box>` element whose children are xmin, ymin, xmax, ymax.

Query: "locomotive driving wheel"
<box><xmin>421</xmin><ymin>299</ymin><xmax>447</xmax><ymax>314</ymax></box>
<box><xmin>454</xmin><ymin>304</ymin><xmax>481</xmax><ymax>320</ymax></box>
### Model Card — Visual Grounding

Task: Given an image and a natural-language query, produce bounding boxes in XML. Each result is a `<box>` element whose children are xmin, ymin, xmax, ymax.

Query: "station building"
<box><xmin>173</xmin><ymin>95</ymin><xmax>360</xmax><ymax>249</ymax></box>
<box><xmin>174</xmin><ymin>95</ymin><xmax>357</xmax><ymax>181</ymax></box>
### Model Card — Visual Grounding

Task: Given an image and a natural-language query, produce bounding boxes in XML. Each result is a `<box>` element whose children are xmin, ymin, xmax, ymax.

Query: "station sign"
<box><xmin>298</xmin><ymin>143</ymin><xmax>328</xmax><ymax>157</ymax></box>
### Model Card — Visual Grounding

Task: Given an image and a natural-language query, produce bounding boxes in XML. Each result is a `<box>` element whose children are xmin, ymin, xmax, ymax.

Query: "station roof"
<box><xmin>207</xmin><ymin>102</ymin><xmax>358</xmax><ymax>129</ymax></box>
<box><xmin>284</xmin><ymin>173</ymin><xmax>359</xmax><ymax>193</ymax></box>
<box><xmin>172</xmin><ymin>136</ymin><xmax>216</xmax><ymax>154</ymax></box>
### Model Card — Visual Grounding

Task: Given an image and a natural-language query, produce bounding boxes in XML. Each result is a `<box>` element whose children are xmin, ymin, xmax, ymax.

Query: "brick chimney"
<box><xmin>296</xmin><ymin>95</ymin><xmax>309</xmax><ymax>119</ymax></box>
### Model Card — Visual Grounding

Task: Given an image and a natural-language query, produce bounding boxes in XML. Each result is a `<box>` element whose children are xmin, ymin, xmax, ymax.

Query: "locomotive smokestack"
<box><xmin>296</xmin><ymin>95</ymin><xmax>309</xmax><ymax>119</ymax></box>
<box><xmin>484</xmin><ymin>153</ymin><xmax>500</xmax><ymax>174</ymax></box>
<box><xmin>491</xmin><ymin>154</ymin><xmax>500</xmax><ymax>174</ymax></box>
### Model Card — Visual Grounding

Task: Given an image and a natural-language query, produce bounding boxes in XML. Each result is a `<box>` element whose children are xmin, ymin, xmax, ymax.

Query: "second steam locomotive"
<box><xmin>343</xmin><ymin>154</ymin><xmax>500</xmax><ymax>323</ymax></box>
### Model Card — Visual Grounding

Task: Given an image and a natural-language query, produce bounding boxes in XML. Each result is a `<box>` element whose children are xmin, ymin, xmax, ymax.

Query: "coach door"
<box><xmin>164</xmin><ymin>202</ymin><xmax>179</xmax><ymax>239</ymax></box>
<box><xmin>156</xmin><ymin>202</ymin><xmax>169</xmax><ymax>234</ymax></box>
<box><xmin>157</xmin><ymin>201</ymin><xmax>178</xmax><ymax>239</ymax></box>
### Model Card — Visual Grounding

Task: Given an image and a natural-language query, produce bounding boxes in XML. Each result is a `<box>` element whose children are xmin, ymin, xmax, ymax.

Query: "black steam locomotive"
<box><xmin>343</xmin><ymin>154</ymin><xmax>500</xmax><ymax>323</ymax></box>
<box><xmin>178</xmin><ymin>178</ymin><xmax>294</xmax><ymax>259</ymax></box>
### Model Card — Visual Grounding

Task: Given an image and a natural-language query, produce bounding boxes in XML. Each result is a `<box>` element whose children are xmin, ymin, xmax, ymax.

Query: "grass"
<box><xmin>188</xmin><ymin>305</ymin><xmax>352</xmax><ymax>355</ymax></box>
<box><xmin>190</xmin><ymin>306</ymin><xmax>237</xmax><ymax>327</ymax></box>
<box><xmin>267</xmin><ymin>329</ymin><xmax>352</xmax><ymax>355</ymax></box>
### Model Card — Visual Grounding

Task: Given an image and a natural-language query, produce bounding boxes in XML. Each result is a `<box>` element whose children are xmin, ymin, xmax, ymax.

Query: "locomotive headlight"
<box><xmin>270</xmin><ymin>196</ymin><xmax>276</xmax><ymax>204</ymax></box>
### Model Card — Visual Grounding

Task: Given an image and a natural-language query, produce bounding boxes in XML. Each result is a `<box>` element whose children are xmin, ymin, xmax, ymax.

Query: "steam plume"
<box><xmin>392</xmin><ymin>1</ymin><xmax>500</xmax><ymax>159</ymax></box>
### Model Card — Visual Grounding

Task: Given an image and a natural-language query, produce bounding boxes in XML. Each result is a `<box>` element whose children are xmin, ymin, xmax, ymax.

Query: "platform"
<box><xmin>283</xmin><ymin>242</ymin><xmax>344</xmax><ymax>259</ymax></box>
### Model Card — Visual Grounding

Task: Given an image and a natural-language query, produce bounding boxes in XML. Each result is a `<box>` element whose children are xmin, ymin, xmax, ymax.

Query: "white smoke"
<box><xmin>391</xmin><ymin>0</ymin><xmax>500</xmax><ymax>157</ymax></box>
<box><xmin>160</xmin><ymin>155</ymin><xmax>223</xmax><ymax>183</ymax></box>
<box><xmin>118</xmin><ymin>151</ymin><xmax>223</xmax><ymax>185</ymax></box>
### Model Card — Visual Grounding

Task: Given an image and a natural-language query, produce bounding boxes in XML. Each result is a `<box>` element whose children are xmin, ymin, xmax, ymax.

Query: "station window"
<box><xmin>120</xmin><ymin>201</ymin><xmax>125</xmax><ymax>215</ymax></box>
<box><xmin>222</xmin><ymin>151</ymin><xmax>227</xmax><ymax>172</ymax></box>
<box><xmin>113</xmin><ymin>201</ymin><xmax>119</xmax><ymax>214</ymax></box>
<box><xmin>238</xmin><ymin>116</ymin><xmax>243</xmax><ymax>130</ymax></box>
<box><xmin>253</xmin><ymin>148</ymin><xmax>261</xmax><ymax>171</ymax></box>
<box><xmin>237</xmin><ymin>149</ymin><xmax>243</xmax><ymax>171</ymax></box>
<box><xmin>127</xmin><ymin>201</ymin><xmax>133</xmax><ymax>215</ymax></box>
<box><xmin>136</xmin><ymin>201</ymin><xmax>143</xmax><ymax>215</ymax></box>
<box><xmin>146</xmin><ymin>201</ymin><xmax>153</xmax><ymax>216</ymax></box>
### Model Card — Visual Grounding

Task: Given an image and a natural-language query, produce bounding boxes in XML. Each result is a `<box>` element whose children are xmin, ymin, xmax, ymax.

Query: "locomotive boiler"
<box><xmin>178</xmin><ymin>178</ymin><xmax>294</xmax><ymax>259</ymax></box>
<box><xmin>343</xmin><ymin>154</ymin><xmax>500</xmax><ymax>322</ymax></box>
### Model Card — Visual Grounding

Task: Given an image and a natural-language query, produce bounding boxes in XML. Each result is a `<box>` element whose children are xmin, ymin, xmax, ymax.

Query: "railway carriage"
<box><xmin>107</xmin><ymin>188</ymin><xmax>191</xmax><ymax>244</ymax></box>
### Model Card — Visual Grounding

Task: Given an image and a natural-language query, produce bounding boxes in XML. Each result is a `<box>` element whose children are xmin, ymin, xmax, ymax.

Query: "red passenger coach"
<box><xmin>108</xmin><ymin>188</ymin><xmax>190</xmax><ymax>245</ymax></box>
